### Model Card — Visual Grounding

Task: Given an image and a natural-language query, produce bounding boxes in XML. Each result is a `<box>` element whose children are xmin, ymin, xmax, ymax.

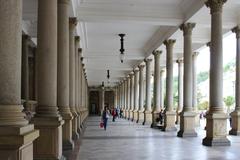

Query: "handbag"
<box><xmin>100</xmin><ymin>121</ymin><xmax>104</xmax><ymax>128</ymax></box>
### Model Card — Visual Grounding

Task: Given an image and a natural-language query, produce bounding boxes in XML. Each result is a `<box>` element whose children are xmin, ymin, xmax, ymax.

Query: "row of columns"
<box><xmin>0</xmin><ymin>0</ymin><xmax>89</xmax><ymax>159</ymax></box>
<box><xmin>115</xmin><ymin>0</ymin><xmax>231</xmax><ymax>146</ymax></box>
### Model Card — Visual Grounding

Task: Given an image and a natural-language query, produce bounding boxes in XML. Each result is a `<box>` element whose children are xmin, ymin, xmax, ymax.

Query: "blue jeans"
<box><xmin>103</xmin><ymin>118</ymin><xmax>108</xmax><ymax>130</ymax></box>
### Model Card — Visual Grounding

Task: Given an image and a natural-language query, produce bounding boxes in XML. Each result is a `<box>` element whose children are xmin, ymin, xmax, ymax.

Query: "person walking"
<box><xmin>102</xmin><ymin>107</ymin><xmax>110</xmax><ymax>130</ymax></box>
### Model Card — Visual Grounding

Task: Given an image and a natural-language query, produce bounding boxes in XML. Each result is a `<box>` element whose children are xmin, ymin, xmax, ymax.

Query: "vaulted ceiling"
<box><xmin>22</xmin><ymin>0</ymin><xmax>240</xmax><ymax>87</ymax></box>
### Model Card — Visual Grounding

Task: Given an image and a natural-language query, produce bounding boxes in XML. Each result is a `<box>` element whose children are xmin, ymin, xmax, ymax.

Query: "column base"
<box><xmin>128</xmin><ymin>110</ymin><xmax>131</xmax><ymax>120</ymax></box>
<box><xmin>177</xmin><ymin>111</ymin><xmax>197</xmax><ymax>137</ymax></box>
<box><xmin>143</xmin><ymin>110</ymin><xmax>152</xmax><ymax>126</ymax></box>
<box><xmin>202</xmin><ymin>112</ymin><xmax>230</xmax><ymax>146</ymax></box>
<box><xmin>133</xmin><ymin>110</ymin><xmax>138</xmax><ymax>122</ymax></box>
<box><xmin>60</xmin><ymin>112</ymin><xmax>74</xmax><ymax>151</ymax></box>
<box><xmin>162</xmin><ymin>111</ymin><xmax>177</xmax><ymax>131</ymax></box>
<box><xmin>125</xmin><ymin>110</ymin><xmax>129</xmax><ymax>120</ymax></box>
<box><xmin>195</xmin><ymin>111</ymin><xmax>200</xmax><ymax>127</ymax></box>
<box><xmin>0</xmin><ymin>125</ymin><xmax>39</xmax><ymax>160</ymax></box>
<box><xmin>72</xmin><ymin>115</ymin><xmax>80</xmax><ymax>140</ymax></box>
<box><xmin>138</xmin><ymin>110</ymin><xmax>144</xmax><ymax>124</ymax></box>
<box><xmin>32</xmin><ymin>116</ymin><xmax>65</xmax><ymax>159</ymax></box>
<box><xmin>229</xmin><ymin>111</ymin><xmax>240</xmax><ymax>135</ymax></box>
<box><xmin>151</xmin><ymin>111</ymin><xmax>160</xmax><ymax>128</ymax></box>
<box><xmin>77</xmin><ymin>112</ymin><xmax>82</xmax><ymax>135</ymax></box>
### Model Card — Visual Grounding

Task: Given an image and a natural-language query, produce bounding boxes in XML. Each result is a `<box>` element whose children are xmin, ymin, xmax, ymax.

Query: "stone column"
<box><xmin>193</xmin><ymin>52</ymin><xmax>200</xmax><ymax>127</ymax></box>
<box><xmin>138</xmin><ymin>65</ymin><xmax>145</xmax><ymax>123</ymax></box>
<box><xmin>152</xmin><ymin>50</ymin><xmax>162</xmax><ymax>128</ymax></box>
<box><xmin>124</xmin><ymin>79</ymin><xmax>127</xmax><ymax>118</ymax></box>
<box><xmin>129</xmin><ymin>73</ymin><xmax>134</xmax><ymax>120</ymax></box>
<box><xmin>57</xmin><ymin>0</ymin><xmax>74</xmax><ymax>150</ymax></box>
<box><xmin>114</xmin><ymin>87</ymin><xmax>117</xmax><ymax>108</ymax></box>
<box><xmin>75</xmin><ymin>36</ymin><xmax>80</xmax><ymax>116</ymax></box>
<box><xmin>133</xmin><ymin>69</ymin><xmax>139</xmax><ymax>122</ymax></box>
<box><xmin>32</xmin><ymin>0</ymin><xmax>65</xmax><ymax>159</ymax></box>
<box><xmin>163</xmin><ymin>40</ymin><xmax>177</xmax><ymax>131</ymax></box>
<box><xmin>119</xmin><ymin>83</ymin><xmax>122</xmax><ymax>110</ymax></box>
<box><xmin>78</xmin><ymin>49</ymin><xmax>83</xmax><ymax>129</ymax></box>
<box><xmin>22</xmin><ymin>34</ymin><xmax>30</xmax><ymax>110</ymax></box>
<box><xmin>77</xmin><ymin>48</ymin><xmax>82</xmax><ymax>134</ymax></box>
<box><xmin>101</xmin><ymin>86</ymin><xmax>105</xmax><ymax>112</ymax></box>
<box><xmin>160</xmin><ymin>69</ymin><xmax>165</xmax><ymax>109</ymax></box>
<box><xmin>69</xmin><ymin>17</ymin><xmax>79</xmax><ymax>140</ymax></box>
<box><xmin>125</xmin><ymin>76</ymin><xmax>130</xmax><ymax>119</ymax></box>
<box><xmin>203</xmin><ymin>0</ymin><xmax>230</xmax><ymax>146</ymax></box>
<box><xmin>177</xmin><ymin>23</ymin><xmax>197</xmax><ymax>137</ymax></box>
<box><xmin>0</xmin><ymin>1</ymin><xmax>39</xmax><ymax>159</ymax></box>
<box><xmin>143</xmin><ymin>59</ymin><xmax>153</xmax><ymax>125</ymax></box>
<box><xmin>229</xmin><ymin>26</ymin><xmax>240</xmax><ymax>135</ymax></box>
<box><xmin>175</xmin><ymin>59</ymin><xmax>183</xmax><ymax>124</ymax></box>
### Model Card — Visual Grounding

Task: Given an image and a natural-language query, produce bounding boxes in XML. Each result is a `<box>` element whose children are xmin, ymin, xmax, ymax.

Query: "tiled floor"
<box><xmin>79</xmin><ymin>116</ymin><xmax>240</xmax><ymax>160</ymax></box>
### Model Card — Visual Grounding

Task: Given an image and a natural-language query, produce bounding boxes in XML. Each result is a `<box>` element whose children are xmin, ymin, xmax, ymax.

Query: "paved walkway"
<box><xmin>79</xmin><ymin>116</ymin><xmax>240</xmax><ymax>160</ymax></box>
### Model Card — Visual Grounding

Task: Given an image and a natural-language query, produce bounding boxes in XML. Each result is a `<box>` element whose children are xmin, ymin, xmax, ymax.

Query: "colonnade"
<box><xmin>0</xmin><ymin>0</ymin><xmax>89</xmax><ymax>159</ymax></box>
<box><xmin>114</xmin><ymin>0</ymin><xmax>235</xmax><ymax>146</ymax></box>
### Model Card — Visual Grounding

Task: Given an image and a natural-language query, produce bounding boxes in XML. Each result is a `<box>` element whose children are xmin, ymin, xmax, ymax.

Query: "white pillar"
<box><xmin>203</xmin><ymin>0</ymin><xmax>230</xmax><ymax>146</ymax></box>
<box><xmin>143</xmin><ymin>59</ymin><xmax>153</xmax><ymax>125</ymax></box>
<box><xmin>133</xmin><ymin>69</ymin><xmax>139</xmax><ymax>122</ymax></box>
<box><xmin>229</xmin><ymin>26</ymin><xmax>240</xmax><ymax>135</ymax></box>
<box><xmin>138</xmin><ymin>65</ymin><xmax>145</xmax><ymax>123</ymax></box>
<box><xmin>177</xmin><ymin>23</ymin><xmax>197</xmax><ymax>137</ymax></box>
<box><xmin>163</xmin><ymin>39</ymin><xmax>177</xmax><ymax>131</ymax></box>
<box><xmin>176</xmin><ymin>59</ymin><xmax>183</xmax><ymax>124</ymax></box>
<box><xmin>152</xmin><ymin>50</ymin><xmax>162</xmax><ymax>127</ymax></box>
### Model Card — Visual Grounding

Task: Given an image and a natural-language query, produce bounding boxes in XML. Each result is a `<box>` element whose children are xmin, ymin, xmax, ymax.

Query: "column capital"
<box><xmin>180</xmin><ymin>23</ymin><xmax>196</xmax><ymax>36</ymax></box>
<box><xmin>163</xmin><ymin>39</ymin><xmax>176</xmax><ymax>47</ymax></box>
<box><xmin>133</xmin><ymin>68</ymin><xmax>139</xmax><ymax>73</ymax></box>
<box><xmin>75</xmin><ymin>36</ymin><xmax>80</xmax><ymax>42</ymax></box>
<box><xmin>69</xmin><ymin>17</ymin><xmax>78</xmax><ymax>27</ymax></box>
<box><xmin>78</xmin><ymin>48</ymin><xmax>82</xmax><ymax>53</ymax></box>
<box><xmin>160</xmin><ymin>68</ymin><xmax>165</xmax><ymax>73</ymax></box>
<box><xmin>22</xmin><ymin>34</ymin><xmax>31</xmax><ymax>41</ymax></box>
<box><xmin>138</xmin><ymin>64</ymin><xmax>145</xmax><ymax>70</ymax></box>
<box><xmin>152</xmin><ymin>50</ymin><xmax>162</xmax><ymax>57</ymax></box>
<box><xmin>205</xmin><ymin>0</ymin><xmax>227</xmax><ymax>14</ymax></box>
<box><xmin>176</xmin><ymin>58</ymin><xmax>184</xmax><ymax>64</ymax></box>
<box><xmin>193</xmin><ymin>52</ymin><xmax>200</xmax><ymax>57</ymax></box>
<box><xmin>144</xmin><ymin>58</ymin><xmax>152</xmax><ymax>63</ymax></box>
<box><xmin>206</xmin><ymin>41</ymin><xmax>211</xmax><ymax>47</ymax></box>
<box><xmin>232</xmin><ymin>26</ymin><xmax>240</xmax><ymax>38</ymax></box>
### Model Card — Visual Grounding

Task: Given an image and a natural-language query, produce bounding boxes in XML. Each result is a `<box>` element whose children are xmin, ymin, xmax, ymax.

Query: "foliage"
<box><xmin>223</xmin><ymin>96</ymin><xmax>234</xmax><ymax>108</ymax></box>
<box><xmin>223</xmin><ymin>61</ymin><xmax>235</xmax><ymax>72</ymax></box>
<box><xmin>198</xmin><ymin>101</ymin><xmax>209</xmax><ymax>110</ymax></box>
<box><xmin>197</xmin><ymin>71</ymin><xmax>209</xmax><ymax>84</ymax></box>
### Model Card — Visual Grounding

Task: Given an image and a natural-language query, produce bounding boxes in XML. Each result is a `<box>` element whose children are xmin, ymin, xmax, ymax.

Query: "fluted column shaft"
<box><xmin>130</xmin><ymin>74</ymin><xmax>134</xmax><ymax>110</ymax></box>
<box><xmin>206</xmin><ymin>0</ymin><xmax>225</xmax><ymax>113</ymax></box>
<box><xmin>57</xmin><ymin>0</ymin><xmax>73</xmax><ymax>150</ymax></box>
<box><xmin>22</xmin><ymin>35</ymin><xmax>30</xmax><ymax>103</ymax></box>
<box><xmin>164</xmin><ymin>40</ymin><xmax>176</xmax><ymax>112</ymax></box>
<box><xmin>127</xmin><ymin>76</ymin><xmax>130</xmax><ymax>110</ymax></box>
<box><xmin>75</xmin><ymin>36</ymin><xmax>80</xmax><ymax>113</ymax></box>
<box><xmin>69</xmin><ymin>18</ymin><xmax>77</xmax><ymax>115</ymax></box>
<box><xmin>233</xmin><ymin>27</ymin><xmax>240</xmax><ymax>111</ymax></box>
<box><xmin>180</xmin><ymin>23</ymin><xmax>195</xmax><ymax>111</ymax></box>
<box><xmin>177</xmin><ymin>59</ymin><xmax>183</xmax><ymax>113</ymax></box>
<box><xmin>134</xmin><ymin>70</ymin><xmax>139</xmax><ymax>111</ymax></box>
<box><xmin>153</xmin><ymin>51</ymin><xmax>162</xmax><ymax>113</ymax></box>
<box><xmin>145</xmin><ymin>59</ymin><xmax>152</xmax><ymax>111</ymax></box>
<box><xmin>139</xmin><ymin>65</ymin><xmax>145</xmax><ymax>111</ymax></box>
<box><xmin>160</xmin><ymin>69</ymin><xmax>165</xmax><ymax>108</ymax></box>
<box><xmin>192</xmin><ymin>52</ymin><xmax>198</xmax><ymax>111</ymax></box>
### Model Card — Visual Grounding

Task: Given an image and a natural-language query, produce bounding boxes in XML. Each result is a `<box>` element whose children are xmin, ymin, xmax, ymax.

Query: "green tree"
<box><xmin>223</xmin><ymin>96</ymin><xmax>234</xmax><ymax>111</ymax></box>
<box><xmin>197</xmin><ymin>71</ymin><xmax>209</xmax><ymax>84</ymax></box>
<box><xmin>198</xmin><ymin>101</ymin><xmax>209</xmax><ymax>110</ymax></box>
